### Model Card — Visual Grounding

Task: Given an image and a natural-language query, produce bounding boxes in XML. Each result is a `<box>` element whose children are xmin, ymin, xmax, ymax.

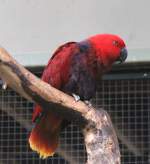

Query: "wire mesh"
<box><xmin>0</xmin><ymin>68</ymin><xmax>149</xmax><ymax>164</ymax></box>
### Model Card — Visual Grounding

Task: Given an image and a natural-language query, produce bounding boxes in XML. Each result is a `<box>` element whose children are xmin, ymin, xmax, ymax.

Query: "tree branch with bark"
<box><xmin>0</xmin><ymin>47</ymin><xmax>120</xmax><ymax>164</ymax></box>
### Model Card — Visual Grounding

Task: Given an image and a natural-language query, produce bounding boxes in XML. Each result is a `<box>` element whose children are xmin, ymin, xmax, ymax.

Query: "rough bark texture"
<box><xmin>83</xmin><ymin>109</ymin><xmax>120</xmax><ymax>164</ymax></box>
<box><xmin>0</xmin><ymin>47</ymin><xmax>120</xmax><ymax>164</ymax></box>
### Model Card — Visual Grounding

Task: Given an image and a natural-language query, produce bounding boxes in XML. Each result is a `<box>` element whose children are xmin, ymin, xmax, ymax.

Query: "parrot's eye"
<box><xmin>112</xmin><ymin>40</ymin><xmax>119</xmax><ymax>47</ymax></box>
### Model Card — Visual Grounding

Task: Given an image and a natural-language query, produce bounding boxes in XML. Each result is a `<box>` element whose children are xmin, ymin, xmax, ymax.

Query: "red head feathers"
<box><xmin>89</xmin><ymin>34</ymin><xmax>127</xmax><ymax>67</ymax></box>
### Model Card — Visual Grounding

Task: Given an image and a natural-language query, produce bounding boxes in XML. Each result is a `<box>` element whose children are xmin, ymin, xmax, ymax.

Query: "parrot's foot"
<box><xmin>72</xmin><ymin>93</ymin><xmax>80</xmax><ymax>102</ymax></box>
<box><xmin>2</xmin><ymin>82</ymin><xmax>7</xmax><ymax>90</ymax></box>
<box><xmin>84</xmin><ymin>100</ymin><xmax>92</xmax><ymax>107</ymax></box>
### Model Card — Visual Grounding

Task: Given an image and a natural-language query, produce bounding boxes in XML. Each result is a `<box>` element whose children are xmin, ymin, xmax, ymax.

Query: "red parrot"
<box><xmin>29</xmin><ymin>34</ymin><xmax>127</xmax><ymax>158</ymax></box>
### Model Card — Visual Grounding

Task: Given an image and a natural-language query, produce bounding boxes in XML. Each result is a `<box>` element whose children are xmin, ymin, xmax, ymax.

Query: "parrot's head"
<box><xmin>89</xmin><ymin>34</ymin><xmax>127</xmax><ymax>67</ymax></box>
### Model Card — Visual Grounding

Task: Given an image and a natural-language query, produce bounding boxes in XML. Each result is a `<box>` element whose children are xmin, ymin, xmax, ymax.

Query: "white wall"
<box><xmin>0</xmin><ymin>0</ymin><xmax>149</xmax><ymax>65</ymax></box>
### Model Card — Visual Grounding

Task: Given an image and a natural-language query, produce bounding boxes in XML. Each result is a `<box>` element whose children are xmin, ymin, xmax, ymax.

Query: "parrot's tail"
<box><xmin>29</xmin><ymin>111</ymin><xmax>62</xmax><ymax>159</ymax></box>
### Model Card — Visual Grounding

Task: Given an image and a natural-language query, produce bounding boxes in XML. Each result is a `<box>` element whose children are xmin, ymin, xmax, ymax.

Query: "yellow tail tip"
<box><xmin>29</xmin><ymin>110</ymin><xmax>61</xmax><ymax>159</ymax></box>
<box><xmin>29</xmin><ymin>138</ymin><xmax>55</xmax><ymax>159</ymax></box>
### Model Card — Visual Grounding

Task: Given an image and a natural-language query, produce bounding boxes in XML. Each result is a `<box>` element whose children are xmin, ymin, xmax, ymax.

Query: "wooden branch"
<box><xmin>83</xmin><ymin>109</ymin><xmax>120</xmax><ymax>164</ymax></box>
<box><xmin>0</xmin><ymin>47</ymin><xmax>120</xmax><ymax>164</ymax></box>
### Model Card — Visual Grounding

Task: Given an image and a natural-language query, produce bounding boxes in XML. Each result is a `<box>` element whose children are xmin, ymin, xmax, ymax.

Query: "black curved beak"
<box><xmin>116</xmin><ymin>47</ymin><xmax>128</xmax><ymax>64</ymax></box>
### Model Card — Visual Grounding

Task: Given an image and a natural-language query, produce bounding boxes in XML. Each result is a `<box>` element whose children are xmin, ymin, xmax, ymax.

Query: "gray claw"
<box><xmin>2</xmin><ymin>82</ymin><xmax>7</xmax><ymax>90</ymax></box>
<box><xmin>72</xmin><ymin>93</ymin><xmax>80</xmax><ymax>102</ymax></box>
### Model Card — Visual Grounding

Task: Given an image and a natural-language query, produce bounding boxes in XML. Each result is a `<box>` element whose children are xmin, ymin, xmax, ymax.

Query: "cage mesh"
<box><xmin>0</xmin><ymin>68</ymin><xmax>149</xmax><ymax>164</ymax></box>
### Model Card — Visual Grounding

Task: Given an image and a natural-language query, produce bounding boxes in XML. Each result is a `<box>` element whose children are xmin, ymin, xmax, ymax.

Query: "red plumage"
<box><xmin>29</xmin><ymin>34</ymin><xmax>127</xmax><ymax>158</ymax></box>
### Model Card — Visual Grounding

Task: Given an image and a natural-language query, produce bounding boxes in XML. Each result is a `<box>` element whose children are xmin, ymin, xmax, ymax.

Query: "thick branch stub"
<box><xmin>83</xmin><ymin>109</ymin><xmax>120</xmax><ymax>164</ymax></box>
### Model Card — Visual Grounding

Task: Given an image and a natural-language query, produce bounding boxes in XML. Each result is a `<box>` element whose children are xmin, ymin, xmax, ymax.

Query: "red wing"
<box><xmin>32</xmin><ymin>42</ymin><xmax>77</xmax><ymax>123</ymax></box>
<box><xmin>41</xmin><ymin>42</ymin><xmax>77</xmax><ymax>89</ymax></box>
<box><xmin>50</xmin><ymin>42</ymin><xmax>76</xmax><ymax>60</ymax></box>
